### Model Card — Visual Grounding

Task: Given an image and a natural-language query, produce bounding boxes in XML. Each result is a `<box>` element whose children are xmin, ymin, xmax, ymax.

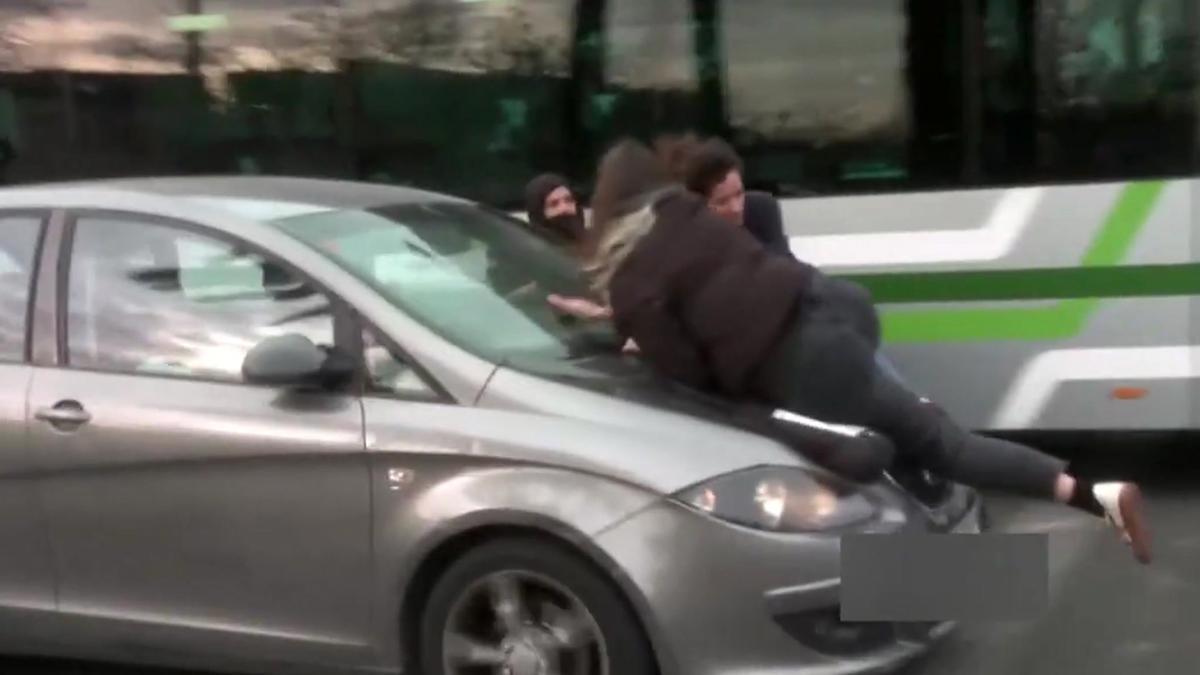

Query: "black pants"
<box><xmin>754</xmin><ymin>282</ymin><xmax>1066</xmax><ymax>499</ymax></box>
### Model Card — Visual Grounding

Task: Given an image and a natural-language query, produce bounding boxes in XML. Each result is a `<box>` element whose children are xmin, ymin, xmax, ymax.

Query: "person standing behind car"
<box><xmin>524</xmin><ymin>173</ymin><xmax>587</xmax><ymax>249</ymax></box>
<box><xmin>487</xmin><ymin>173</ymin><xmax>589</xmax><ymax>301</ymax></box>
<box><xmin>516</xmin><ymin>173</ymin><xmax>615</xmax><ymax>322</ymax></box>
<box><xmin>517</xmin><ymin>173</ymin><xmax>636</xmax><ymax>352</ymax></box>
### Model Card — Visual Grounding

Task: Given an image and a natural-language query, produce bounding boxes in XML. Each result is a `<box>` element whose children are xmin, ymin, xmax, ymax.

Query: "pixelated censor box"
<box><xmin>840</xmin><ymin>533</ymin><xmax>1049</xmax><ymax>621</ymax></box>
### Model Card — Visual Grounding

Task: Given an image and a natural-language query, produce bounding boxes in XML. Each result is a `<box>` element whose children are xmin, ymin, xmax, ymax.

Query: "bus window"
<box><xmin>177</xmin><ymin>1</ymin><xmax>347</xmax><ymax>178</ymax></box>
<box><xmin>1030</xmin><ymin>0</ymin><xmax>1198</xmax><ymax>181</ymax></box>
<box><xmin>979</xmin><ymin>0</ymin><xmax>1039</xmax><ymax>181</ymax></box>
<box><xmin>605</xmin><ymin>0</ymin><xmax>697</xmax><ymax>94</ymax></box>
<box><xmin>0</xmin><ymin>0</ymin><xmax>192</xmax><ymax>184</ymax></box>
<box><xmin>0</xmin><ymin>0</ymin><xmax>1192</xmax><ymax>202</ymax></box>
<box><xmin>339</xmin><ymin>0</ymin><xmax>574</xmax><ymax>206</ymax></box>
<box><xmin>593</xmin><ymin>0</ymin><xmax>703</xmax><ymax>152</ymax></box>
<box><xmin>717</xmin><ymin>0</ymin><xmax>913</xmax><ymax>196</ymax></box>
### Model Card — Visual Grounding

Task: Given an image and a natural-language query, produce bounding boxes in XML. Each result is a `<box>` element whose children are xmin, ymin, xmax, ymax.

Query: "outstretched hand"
<box><xmin>547</xmin><ymin>294</ymin><xmax>613</xmax><ymax>321</ymax></box>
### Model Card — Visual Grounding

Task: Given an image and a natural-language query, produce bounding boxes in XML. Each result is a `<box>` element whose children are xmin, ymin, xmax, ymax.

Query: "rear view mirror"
<box><xmin>242</xmin><ymin>334</ymin><xmax>355</xmax><ymax>390</ymax></box>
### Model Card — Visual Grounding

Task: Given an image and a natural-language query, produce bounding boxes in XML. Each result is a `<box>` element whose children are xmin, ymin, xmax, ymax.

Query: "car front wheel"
<box><xmin>418</xmin><ymin>536</ymin><xmax>657</xmax><ymax>675</ymax></box>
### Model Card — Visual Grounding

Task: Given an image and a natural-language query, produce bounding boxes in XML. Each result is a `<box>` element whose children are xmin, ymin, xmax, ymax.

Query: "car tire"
<box><xmin>418</xmin><ymin>535</ymin><xmax>657</xmax><ymax>675</ymax></box>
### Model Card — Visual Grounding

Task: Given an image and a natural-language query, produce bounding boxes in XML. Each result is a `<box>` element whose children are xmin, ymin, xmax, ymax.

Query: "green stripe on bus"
<box><xmin>854</xmin><ymin>180</ymin><xmax>1170</xmax><ymax>343</ymax></box>
<box><xmin>880</xmin><ymin>302</ymin><xmax>1092</xmax><ymax>343</ymax></box>
<box><xmin>1080</xmin><ymin>181</ymin><xmax>1166</xmax><ymax>266</ymax></box>
<box><xmin>846</xmin><ymin>263</ymin><xmax>1200</xmax><ymax>304</ymax></box>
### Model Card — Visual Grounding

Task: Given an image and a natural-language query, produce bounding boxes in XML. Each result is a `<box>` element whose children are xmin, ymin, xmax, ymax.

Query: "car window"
<box><xmin>67</xmin><ymin>215</ymin><xmax>334</xmax><ymax>382</ymax></box>
<box><xmin>362</xmin><ymin>328</ymin><xmax>436</xmax><ymax>399</ymax></box>
<box><xmin>0</xmin><ymin>213</ymin><xmax>43</xmax><ymax>362</ymax></box>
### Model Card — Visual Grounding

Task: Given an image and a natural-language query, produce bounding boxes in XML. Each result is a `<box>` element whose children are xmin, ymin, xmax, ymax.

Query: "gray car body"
<box><xmin>0</xmin><ymin>177</ymin><xmax>980</xmax><ymax>675</ymax></box>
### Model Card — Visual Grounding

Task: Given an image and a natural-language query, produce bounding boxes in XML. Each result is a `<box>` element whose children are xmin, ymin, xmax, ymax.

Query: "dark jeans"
<box><xmin>755</xmin><ymin>310</ymin><xmax>1066</xmax><ymax>499</ymax></box>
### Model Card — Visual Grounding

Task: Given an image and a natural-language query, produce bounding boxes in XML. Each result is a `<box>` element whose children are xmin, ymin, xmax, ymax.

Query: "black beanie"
<box><xmin>524</xmin><ymin>173</ymin><xmax>570</xmax><ymax>227</ymax></box>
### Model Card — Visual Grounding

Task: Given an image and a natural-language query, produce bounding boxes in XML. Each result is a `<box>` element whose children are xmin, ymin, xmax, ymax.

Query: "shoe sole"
<box><xmin>1118</xmin><ymin>484</ymin><xmax>1152</xmax><ymax>564</ymax></box>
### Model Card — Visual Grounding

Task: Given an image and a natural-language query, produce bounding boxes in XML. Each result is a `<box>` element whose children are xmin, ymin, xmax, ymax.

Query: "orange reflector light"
<box><xmin>1110</xmin><ymin>387</ymin><xmax>1148</xmax><ymax>400</ymax></box>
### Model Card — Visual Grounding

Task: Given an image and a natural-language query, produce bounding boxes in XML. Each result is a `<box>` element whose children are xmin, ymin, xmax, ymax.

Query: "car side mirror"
<box><xmin>242</xmin><ymin>334</ymin><xmax>355</xmax><ymax>390</ymax></box>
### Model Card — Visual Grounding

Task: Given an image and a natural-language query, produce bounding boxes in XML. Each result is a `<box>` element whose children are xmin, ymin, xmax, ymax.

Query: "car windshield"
<box><xmin>273</xmin><ymin>201</ymin><xmax>623</xmax><ymax>364</ymax></box>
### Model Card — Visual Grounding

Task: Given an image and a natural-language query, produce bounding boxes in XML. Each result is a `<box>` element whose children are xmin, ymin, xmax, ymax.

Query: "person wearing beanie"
<box><xmin>584</xmin><ymin>137</ymin><xmax>1152</xmax><ymax>565</ymax></box>
<box><xmin>515</xmin><ymin>173</ymin><xmax>616</xmax><ymax>324</ymax></box>
<box><xmin>523</xmin><ymin>173</ymin><xmax>586</xmax><ymax>246</ymax></box>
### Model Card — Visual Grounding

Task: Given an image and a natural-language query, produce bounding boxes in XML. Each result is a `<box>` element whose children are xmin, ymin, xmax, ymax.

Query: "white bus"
<box><xmin>0</xmin><ymin>0</ymin><xmax>1196</xmax><ymax>433</ymax></box>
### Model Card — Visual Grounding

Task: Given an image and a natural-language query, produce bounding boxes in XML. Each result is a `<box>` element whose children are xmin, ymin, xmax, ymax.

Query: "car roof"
<box><xmin>1</xmin><ymin>176</ymin><xmax>469</xmax><ymax>222</ymax></box>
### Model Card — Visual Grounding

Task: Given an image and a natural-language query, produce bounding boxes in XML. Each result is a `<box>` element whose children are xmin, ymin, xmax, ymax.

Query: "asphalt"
<box><xmin>895</xmin><ymin>448</ymin><xmax>1200</xmax><ymax>675</ymax></box>
<box><xmin>5</xmin><ymin>450</ymin><xmax>1199</xmax><ymax>675</ymax></box>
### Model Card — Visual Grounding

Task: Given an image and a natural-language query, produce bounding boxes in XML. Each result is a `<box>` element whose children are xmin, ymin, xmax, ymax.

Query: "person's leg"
<box><xmin>865</xmin><ymin>372</ymin><xmax>1152</xmax><ymax>563</ymax></box>
<box><xmin>761</xmin><ymin>318</ymin><xmax>1058</xmax><ymax>495</ymax></box>
<box><xmin>753</xmin><ymin>313</ymin><xmax>1150</xmax><ymax>563</ymax></box>
<box><xmin>865</xmin><ymin>374</ymin><xmax>1063</xmax><ymax>496</ymax></box>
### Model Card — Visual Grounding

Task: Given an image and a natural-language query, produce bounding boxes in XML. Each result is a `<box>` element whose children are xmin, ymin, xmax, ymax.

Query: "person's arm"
<box><xmin>614</xmin><ymin>300</ymin><xmax>712</xmax><ymax>390</ymax></box>
<box><xmin>546</xmin><ymin>294</ymin><xmax>612</xmax><ymax>321</ymax></box>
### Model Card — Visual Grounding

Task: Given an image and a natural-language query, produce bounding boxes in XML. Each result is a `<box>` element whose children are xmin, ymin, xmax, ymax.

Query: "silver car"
<box><xmin>0</xmin><ymin>177</ymin><xmax>981</xmax><ymax>675</ymax></box>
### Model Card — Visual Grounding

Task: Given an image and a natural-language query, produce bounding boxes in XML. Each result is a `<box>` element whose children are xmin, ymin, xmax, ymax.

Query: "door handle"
<box><xmin>35</xmin><ymin>401</ymin><xmax>92</xmax><ymax>429</ymax></box>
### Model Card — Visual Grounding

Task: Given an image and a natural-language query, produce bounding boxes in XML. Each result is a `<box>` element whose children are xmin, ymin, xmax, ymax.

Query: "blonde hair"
<box><xmin>583</xmin><ymin>204</ymin><xmax>657</xmax><ymax>302</ymax></box>
<box><xmin>582</xmin><ymin>139</ymin><xmax>674</xmax><ymax>299</ymax></box>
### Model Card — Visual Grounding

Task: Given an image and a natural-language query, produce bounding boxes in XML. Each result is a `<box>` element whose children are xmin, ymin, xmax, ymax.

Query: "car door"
<box><xmin>26</xmin><ymin>210</ymin><xmax>373</xmax><ymax>666</ymax></box>
<box><xmin>0</xmin><ymin>210</ymin><xmax>56</xmax><ymax>640</ymax></box>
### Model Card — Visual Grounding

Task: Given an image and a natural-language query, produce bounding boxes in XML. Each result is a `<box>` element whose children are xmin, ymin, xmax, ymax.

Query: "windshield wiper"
<box><xmin>561</xmin><ymin>330</ymin><xmax>625</xmax><ymax>360</ymax></box>
<box><xmin>270</xmin><ymin>303</ymin><xmax>333</xmax><ymax>327</ymax></box>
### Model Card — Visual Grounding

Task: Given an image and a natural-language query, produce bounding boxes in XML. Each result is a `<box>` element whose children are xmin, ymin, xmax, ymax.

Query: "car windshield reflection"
<box><xmin>273</xmin><ymin>202</ymin><xmax>627</xmax><ymax>368</ymax></box>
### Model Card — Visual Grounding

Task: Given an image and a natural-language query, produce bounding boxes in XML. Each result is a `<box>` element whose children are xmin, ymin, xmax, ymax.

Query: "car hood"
<box><xmin>474</xmin><ymin>355</ymin><xmax>818</xmax><ymax>494</ymax></box>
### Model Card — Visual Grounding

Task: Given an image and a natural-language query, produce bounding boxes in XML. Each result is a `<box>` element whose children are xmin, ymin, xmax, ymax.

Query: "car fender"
<box><xmin>364</xmin><ymin>461</ymin><xmax>674</xmax><ymax>672</ymax></box>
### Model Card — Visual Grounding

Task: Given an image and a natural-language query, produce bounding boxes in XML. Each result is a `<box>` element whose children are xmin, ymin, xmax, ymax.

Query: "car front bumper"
<box><xmin>592</xmin><ymin>485</ymin><xmax>982</xmax><ymax>675</ymax></box>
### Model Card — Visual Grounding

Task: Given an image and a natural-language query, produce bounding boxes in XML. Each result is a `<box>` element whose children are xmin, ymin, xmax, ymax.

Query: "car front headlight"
<box><xmin>675</xmin><ymin>466</ymin><xmax>879</xmax><ymax>532</ymax></box>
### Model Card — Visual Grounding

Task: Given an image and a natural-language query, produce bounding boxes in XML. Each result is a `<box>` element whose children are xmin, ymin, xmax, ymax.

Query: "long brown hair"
<box><xmin>653</xmin><ymin>131</ymin><xmax>703</xmax><ymax>183</ymax></box>
<box><xmin>583</xmin><ymin>139</ymin><xmax>671</xmax><ymax>255</ymax></box>
<box><xmin>580</xmin><ymin>138</ymin><xmax>677</xmax><ymax>298</ymax></box>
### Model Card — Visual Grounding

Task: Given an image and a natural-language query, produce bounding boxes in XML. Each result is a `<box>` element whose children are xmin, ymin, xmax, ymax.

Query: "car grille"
<box><xmin>773</xmin><ymin>607</ymin><xmax>897</xmax><ymax>655</ymax></box>
<box><xmin>775</xmin><ymin>608</ymin><xmax>951</xmax><ymax>656</ymax></box>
